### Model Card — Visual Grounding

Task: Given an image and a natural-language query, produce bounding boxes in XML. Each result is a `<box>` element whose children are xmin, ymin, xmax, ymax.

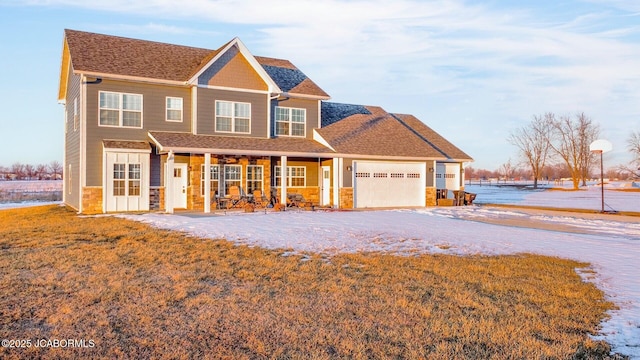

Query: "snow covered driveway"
<box><xmin>120</xmin><ymin>207</ymin><xmax>640</xmax><ymax>358</ymax></box>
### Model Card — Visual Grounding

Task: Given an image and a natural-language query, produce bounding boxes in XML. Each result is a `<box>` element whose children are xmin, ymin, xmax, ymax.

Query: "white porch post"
<box><xmin>280</xmin><ymin>155</ymin><xmax>287</xmax><ymax>205</ymax></box>
<box><xmin>333</xmin><ymin>158</ymin><xmax>340</xmax><ymax>208</ymax></box>
<box><xmin>204</xmin><ymin>153</ymin><xmax>211</xmax><ymax>213</ymax></box>
<box><xmin>166</xmin><ymin>151</ymin><xmax>174</xmax><ymax>214</ymax></box>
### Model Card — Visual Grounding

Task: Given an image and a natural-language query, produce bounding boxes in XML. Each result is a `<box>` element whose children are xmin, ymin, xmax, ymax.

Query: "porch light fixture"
<box><xmin>429</xmin><ymin>167</ymin><xmax>434</xmax><ymax>173</ymax></box>
<box><xmin>346</xmin><ymin>165</ymin><xmax>352</xmax><ymax>171</ymax></box>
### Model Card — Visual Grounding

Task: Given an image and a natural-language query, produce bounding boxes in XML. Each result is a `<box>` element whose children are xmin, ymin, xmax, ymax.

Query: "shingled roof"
<box><xmin>64</xmin><ymin>29</ymin><xmax>217</xmax><ymax>82</ymax></box>
<box><xmin>317</xmin><ymin>102</ymin><xmax>473</xmax><ymax>161</ymax></box>
<box><xmin>392</xmin><ymin>113</ymin><xmax>472</xmax><ymax>161</ymax></box>
<box><xmin>63</xmin><ymin>29</ymin><xmax>329</xmax><ymax>98</ymax></box>
<box><xmin>148</xmin><ymin>131</ymin><xmax>334</xmax><ymax>156</ymax></box>
<box><xmin>255</xmin><ymin>56</ymin><xmax>329</xmax><ymax>98</ymax></box>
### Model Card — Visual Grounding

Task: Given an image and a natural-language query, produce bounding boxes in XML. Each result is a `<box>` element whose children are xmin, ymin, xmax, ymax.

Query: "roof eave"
<box><xmin>282</xmin><ymin>92</ymin><xmax>331</xmax><ymax>101</ymax></box>
<box><xmin>74</xmin><ymin>71</ymin><xmax>189</xmax><ymax>86</ymax></box>
<box><xmin>57</xmin><ymin>36</ymin><xmax>71</xmax><ymax>102</ymax></box>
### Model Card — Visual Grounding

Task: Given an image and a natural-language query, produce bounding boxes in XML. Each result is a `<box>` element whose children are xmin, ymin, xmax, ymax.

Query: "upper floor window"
<box><xmin>215</xmin><ymin>100</ymin><xmax>250</xmax><ymax>134</ymax></box>
<box><xmin>166</xmin><ymin>97</ymin><xmax>183</xmax><ymax>122</ymax></box>
<box><xmin>99</xmin><ymin>91</ymin><xmax>142</xmax><ymax>128</ymax></box>
<box><xmin>275</xmin><ymin>107</ymin><xmax>306</xmax><ymax>137</ymax></box>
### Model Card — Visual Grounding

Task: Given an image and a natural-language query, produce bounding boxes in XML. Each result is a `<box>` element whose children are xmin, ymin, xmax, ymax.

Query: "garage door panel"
<box><xmin>353</xmin><ymin>162</ymin><xmax>425</xmax><ymax>208</ymax></box>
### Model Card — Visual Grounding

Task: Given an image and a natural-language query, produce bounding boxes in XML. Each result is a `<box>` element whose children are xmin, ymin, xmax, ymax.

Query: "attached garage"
<box><xmin>353</xmin><ymin>161</ymin><xmax>426</xmax><ymax>208</ymax></box>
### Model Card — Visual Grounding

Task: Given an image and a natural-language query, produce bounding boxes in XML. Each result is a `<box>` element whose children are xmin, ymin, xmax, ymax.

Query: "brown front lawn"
<box><xmin>0</xmin><ymin>205</ymin><xmax>616</xmax><ymax>359</ymax></box>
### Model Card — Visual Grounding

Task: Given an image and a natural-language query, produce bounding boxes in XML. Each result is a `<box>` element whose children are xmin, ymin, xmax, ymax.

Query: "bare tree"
<box><xmin>498</xmin><ymin>159</ymin><xmax>515</xmax><ymax>183</ymax></box>
<box><xmin>36</xmin><ymin>164</ymin><xmax>49</xmax><ymax>180</ymax></box>
<box><xmin>23</xmin><ymin>164</ymin><xmax>36</xmax><ymax>180</ymax></box>
<box><xmin>627</xmin><ymin>131</ymin><xmax>640</xmax><ymax>177</ymax></box>
<box><xmin>49</xmin><ymin>161</ymin><xmax>63</xmax><ymax>180</ymax></box>
<box><xmin>0</xmin><ymin>165</ymin><xmax>7</xmax><ymax>180</ymax></box>
<box><xmin>549</xmin><ymin>113</ymin><xmax>600</xmax><ymax>189</ymax></box>
<box><xmin>11</xmin><ymin>162</ymin><xmax>24</xmax><ymax>180</ymax></box>
<box><xmin>464</xmin><ymin>166</ymin><xmax>476</xmax><ymax>179</ymax></box>
<box><xmin>507</xmin><ymin>113</ymin><xmax>554</xmax><ymax>188</ymax></box>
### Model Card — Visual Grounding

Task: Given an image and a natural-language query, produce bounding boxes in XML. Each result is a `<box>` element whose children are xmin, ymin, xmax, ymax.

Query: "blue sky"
<box><xmin>0</xmin><ymin>0</ymin><xmax>639</xmax><ymax>170</ymax></box>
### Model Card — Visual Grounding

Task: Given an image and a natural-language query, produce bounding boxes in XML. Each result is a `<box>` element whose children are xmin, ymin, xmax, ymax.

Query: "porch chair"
<box><xmin>453</xmin><ymin>190</ymin><xmax>466</xmax><ymax>206</ymax></box>
<box><xmin>252</xmin><ymin>189</ymin><xmax>269</xmax><ymax>208</ymax></box>
<box><xmin>226</xmin><ymin>186</ymin><xmax>248</xmax><ymax>209</ymax></box>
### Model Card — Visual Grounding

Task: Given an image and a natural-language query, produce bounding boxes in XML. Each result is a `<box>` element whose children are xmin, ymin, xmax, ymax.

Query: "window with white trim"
<box><xmin>274</xmin><ymin>166</ymin><xmax>306</xmax><ymax>188</ymax></box>
<box><xmin>128</xmin><ymin>164</ymin><xmax>141</xmax><ymax>196</ymax></box>
<box><xmin>113</xmin><ymin>163</ymin><xmax>141</xmax><ymax>197</ymax></box>
<box><xmin>275</xmin><ymin>106</ymin><xmax>306</xmax><ymax>137</ymax></box>
<box><xmin>223</xmin><ymin>165</ymin><xmax>242</xmax><ymax>195</ymax></box>
<box><xmin>246</xmin><ymin>165</ymin><xmax>263</xmax><ymax>193</ymax></box>
<box><xmin>113</xmin><ymin>163</ymin><xmax>126</xmax><ymax>196</ymax></box>
<box><xmin>166</xmin><ymin>97</ymin><xmax>183</xmax><ymax>122</ymax></box>
<box><xmin>99</xmin><ymin>91</ymin><xmax>142</xmax><ymax>128</ymax></box>
<box><xmin>200</xmin><ymin>165</ymin><xmax>220</xmax><ymax>196</ymax></box>
<box><xmin>215</xmin><ymin>100</ymin><xmax>250</xmax><ymax>133</ymax></box>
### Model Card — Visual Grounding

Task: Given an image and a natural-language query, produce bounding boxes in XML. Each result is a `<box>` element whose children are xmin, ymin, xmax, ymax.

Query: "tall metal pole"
<box><xmin>600</xmin><ymin>151</ymin><xmax>604</xmax><ymax>213</ymax></box>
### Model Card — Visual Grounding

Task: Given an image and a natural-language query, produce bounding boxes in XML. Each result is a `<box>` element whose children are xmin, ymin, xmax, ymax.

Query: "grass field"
<box><xmin>0</xmin><ymin>205</ymin><xmax>619</xmax><ymax>359</ymax></box>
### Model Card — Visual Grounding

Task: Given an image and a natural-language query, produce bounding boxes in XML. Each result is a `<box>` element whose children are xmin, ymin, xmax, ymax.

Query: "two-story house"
<box><xmin>58</xmin><ymin>29</ymin><xmax>472</xmax><ymax>214</ymax></box>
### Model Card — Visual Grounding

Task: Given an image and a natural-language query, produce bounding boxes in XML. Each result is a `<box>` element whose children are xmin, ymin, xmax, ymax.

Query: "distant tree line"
<box><xmin>466</xmin><ymin>161</ymin><xmax>630</xmax><ymax>185</ymax></box>
<box><xmin>504</xmin><ymin>112</ymin><xmax>638</xmax><ymax>189</ymax></box>
<box><xmin>0</xmin><ymin>161</ymin><xmax>63</xmax><ymax>181</ymax></box>
<box><xmin>466</xmin><ymin>114</ymin><xmax>639</xmax><ymax>188</ymax></box>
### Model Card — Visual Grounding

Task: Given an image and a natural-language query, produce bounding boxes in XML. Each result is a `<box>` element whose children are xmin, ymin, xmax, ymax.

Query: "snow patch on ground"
<box><xmin>120</xmin><ymin>207</ymin><xmax>640</xmax><ymax>358</ymax></box>
<box><xmin>3</xmin><ymin>181</ymin><xmax>639</xmax><ymax>358</ymax></box>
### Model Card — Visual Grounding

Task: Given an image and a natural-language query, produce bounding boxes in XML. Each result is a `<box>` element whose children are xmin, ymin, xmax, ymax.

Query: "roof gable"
<box><xmin>196</xmin><ymin>45</ymin><xmax>268</xmax><ymax>91</ymax></box>
<box><xmin>188</xmin><ymin>38</ymin><xmax>280</xmax><ymax>93</ymax></box>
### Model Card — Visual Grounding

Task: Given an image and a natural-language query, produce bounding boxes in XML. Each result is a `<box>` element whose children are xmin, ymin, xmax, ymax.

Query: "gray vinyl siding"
<box><xmin>84</xmin><ymin>79</ymin><xmax>192</xmax><ymax>186</ymax></box>
<box><xmin>196</xmin><ymin>87</ymin><xmax>268</xmax><ymax>137</ymax></box>
<box><xmin>271</xmin><ymin>98</ymin><xmax>320</xmax><ymax>138</ymax></box>
<box><xmin>343</xmin><ymin>158</ymin><xmax>354</xmax><ymax>188</ymax></box>
<box><xmin>150</xmin><ymin>151</ymin><xmax>161</xmax><ymax>187</ymax></box>
<box><xmin>64</xmin><ymin>73</ymin><xmax>82</xmax><ymax>210</ymax></box>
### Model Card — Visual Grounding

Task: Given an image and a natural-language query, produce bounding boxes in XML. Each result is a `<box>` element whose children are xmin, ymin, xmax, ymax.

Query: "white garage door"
<box><xmin>435</xmin><ymin>163</ymin><xmax>460</xmax><ymax>194</ymax></box>
<box><xmin>353</xmin><ymin>161</ymin><xmax>426</xmax><ymax>208</ymax></box>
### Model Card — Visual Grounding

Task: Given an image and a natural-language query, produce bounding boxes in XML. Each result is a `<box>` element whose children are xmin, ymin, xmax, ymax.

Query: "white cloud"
<box><xmin>6</xmin><ymin>0</ymin><xmax>640</xmax><ymax>168</ymax></box>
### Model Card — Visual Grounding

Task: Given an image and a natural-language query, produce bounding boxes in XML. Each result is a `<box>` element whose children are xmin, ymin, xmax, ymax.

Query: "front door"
<box><xmin>172</xmin><ymin>163</ymin><xmax>188</xmax><ymax>209</ymax></box>
<box><xmin>321</xmin><ymin>166</ymin><xmax>331</xmax><ymax>206</ymax></box>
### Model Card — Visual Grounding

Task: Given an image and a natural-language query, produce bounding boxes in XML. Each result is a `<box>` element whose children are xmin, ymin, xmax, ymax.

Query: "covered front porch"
<box><xmin>161</xmin><ymin>153</ymin><xmax>338</xmax><ymax>213</ymax></box>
